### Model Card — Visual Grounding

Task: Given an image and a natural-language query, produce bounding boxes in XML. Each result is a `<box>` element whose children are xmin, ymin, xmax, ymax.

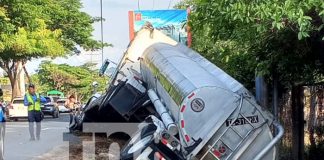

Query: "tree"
<box><xmin>34</xmin><ymin>61</ymin><xmax>107</xmax><ymax>102</ymax></box>
<box><xmin>0</xmin><ymin>0</ymin><xmax>107</xmax><ymax>99</ymax></box>
<box><xmin>174</xmin><ymin>0</ymin><xmax>194</xmax><ymax>9</ymax></box>
<box><xmin>188</xmin><ymin>0</ymin><xmax>324</xmax><ymax>87</ymax></box>
<box><xmin>181</xmin><ymin>0</ymin><xmax>324</xmax><ymax>159</ymax></box>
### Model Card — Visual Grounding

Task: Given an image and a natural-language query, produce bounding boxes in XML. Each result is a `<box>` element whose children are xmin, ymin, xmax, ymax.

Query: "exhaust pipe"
<box><xmin>147</xmin><ymin>89</ymin><xmax>178</xmax><ymax>135</ymax></box>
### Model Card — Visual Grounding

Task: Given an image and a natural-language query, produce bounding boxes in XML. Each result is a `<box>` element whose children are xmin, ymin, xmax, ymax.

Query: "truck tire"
<box><xmin>52</xmin><ymin>110</ymin><xmax>59</xmax><ymax>118</ymax></box>
<box><xmin>120</xmin><ymin>123</ymin><xmax>156</xmax><ymax>160</ymax></box>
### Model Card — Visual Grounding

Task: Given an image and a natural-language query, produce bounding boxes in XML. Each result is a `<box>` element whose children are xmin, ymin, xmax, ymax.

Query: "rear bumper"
<box><xmin>41</xmin><ymin>107</ymin><xmax>56</xmax><ymax>115</ymax></box>
<box><xmin>8</xmin><ymin>115</ymin><xmax>28</xmax><ymax>118</ymax></box>
<box><xmin>42</xmin><ymin>110</ymin><xmax>54</xmax><ymax>115</ymax></box>
<box><xmin>8</xmin><ymin>109</ymin><xmax>28</xmax><ymax>118</ymax></box>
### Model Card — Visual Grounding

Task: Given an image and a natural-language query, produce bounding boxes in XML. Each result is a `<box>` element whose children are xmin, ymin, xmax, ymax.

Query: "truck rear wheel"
<box><xmin>121</xmin><ymin>123</ymin><xmax>156</xmax><ymax>160</ymax></box>
<box><xmin>52</xmin><ymin>110</ymin><xmax>59</xmax><ymax>118</ymax></box>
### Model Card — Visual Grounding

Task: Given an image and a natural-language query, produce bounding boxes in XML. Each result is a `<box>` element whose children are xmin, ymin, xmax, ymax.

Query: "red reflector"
<box><xmin>185</xmin><ymin>135</ymin><xmax>190</xmax><ymax>142</ymax></box>
<box><xmin>212</xmin><ymin>149</ymin><xmax>221</xmax><ymax>158</ymax></box>
<box><xmin>134</xmin><ymin>76</ymin><xmax>142</xmax><ymax>81</ymax></box>
<box><xmin>161</xmin><ymin>138</ymin><xmax>168</xmax><ymax>145</ymax></box>
<box><xmin>188</xmin><ymin>93</ymin><xmax>195</xmax><ymax>99</ymax></box>
<box><xmin>181</xmin><ymin>105</ymin><xmax>186</xmax><ymax>112</ymax></box>
<box><xmin>181</xmin><ymin>120</ymin><xmax>185</xmax><ymax>128</ymax></box>
<box><xmin>154</xmin><ymin>152</ymin><xmax>166</xmax><ymax>160</ymax></box>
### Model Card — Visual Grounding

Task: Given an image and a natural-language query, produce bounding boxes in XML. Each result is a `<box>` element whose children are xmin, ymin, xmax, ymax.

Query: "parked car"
<box><xmin>41</xmin><ymin>96</ymin><xmax>59</xmax><ymax>118</ymax></box>
<box><xmin>7</xmin><ymin>97</ymin><xmax>28</xmax><ymax>121</ymax></box>
<box><xmin>57</xmin><ymin>98</ymin><xmax>70</xmax><ymax>113</ymax></box>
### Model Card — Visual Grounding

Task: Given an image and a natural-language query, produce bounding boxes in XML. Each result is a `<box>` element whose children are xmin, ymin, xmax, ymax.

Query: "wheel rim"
<box><xmin>127</xmin><ymin>135</ymin><xmax>153</xmax><ymax>154</ymax></box>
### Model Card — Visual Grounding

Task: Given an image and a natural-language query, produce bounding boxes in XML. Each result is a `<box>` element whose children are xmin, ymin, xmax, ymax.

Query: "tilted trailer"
<box><xmin>71</xmin><ymin>24</ymin><xmax>283</xmax><ymax>160</ymax></box>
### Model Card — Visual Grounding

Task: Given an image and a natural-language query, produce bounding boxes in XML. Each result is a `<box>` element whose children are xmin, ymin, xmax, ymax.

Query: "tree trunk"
<box><xmin>308</xmin><ymin>86</ymin><xmax>316</xmax><ymax>147</ymax></box>
<box><xmin>12</xmin><ymin>78</ymin><xmax>22</xmax><ymax>99</ymax></box>
<box><xmin>291</xmin><ymin>85</ymin><xmax>305</xmax><ymax>160</ymax></box>
<box><xmin>317</xmin><ymin>90</ymin><xmax>323</xmax><ymax>126</ymax></box>
<box><xmin>6</xmin><ymin>61</ymin><xmax>26</xmax><ymax>100</ymax></box>
<box><xmin>0</xmin><ymin>59</ymin><xmax>26</xmax><ymax>100</ymax></box>
<box><xmin>23</xmin><ymin>64</ymin><xmax>31</xmax><ymax>84</ymax></box>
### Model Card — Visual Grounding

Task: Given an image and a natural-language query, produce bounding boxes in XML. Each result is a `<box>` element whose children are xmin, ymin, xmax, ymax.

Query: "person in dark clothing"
<box><xmin>24</xmin><ymin>84</ymin><xmax>46</xmax><ymax>141</ymax></box>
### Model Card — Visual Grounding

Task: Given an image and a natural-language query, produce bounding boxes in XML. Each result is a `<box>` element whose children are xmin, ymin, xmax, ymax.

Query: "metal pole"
<box><xmin>100</xmin><ymin>0</ymin><xmax>104</xmax><ymax>65</ymax></box>
<box><xmin>273</xmin><ymin>74</ymin><xmax>278</xmax><ymax>131</ymax></box>
<box><xmin>273</xmin><ymin>73</ymin><xmax>279</xmax><ymax>160</ymax></box>
<box><xmin>147</xmin><ymin>89</ymin><xmax>178</xmax><ymax>135</ymax></box>
<box><xmin>253</xmin><ymin>121</ymin><xmax>284</xmax><ymax>160</ymax></box>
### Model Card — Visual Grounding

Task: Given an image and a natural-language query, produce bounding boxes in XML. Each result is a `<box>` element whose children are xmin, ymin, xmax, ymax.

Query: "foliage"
<box><xmin>0</xmin><ymin>0</ymin><xmax>104</xmax><ymax>54</ymax></box>
<box><xmin>182</xmin><ymin>1</ymin><xmax>324</xmax><ymax>158</ymax></box>
<box><xmin>30</xmin><ymin>74</ymin><xmax>51</xmax><ymax>95</ymax></box>
<box><xmin>186</xmin><ymin>0</ymin><xmax>324</xmax><ymax>89</ymax></box>
<box><xmin>174</xmin><ymin>0</ymin><xmax>194</xmax><ymax>9</ymax></box>
<box><xmin>33</xmin><ymin>61</ymin><xmax>107</xmax><ymax>101</ymax></box>
<box><xmin>0</xmin><ymin>0</ymin><xmax>109</xmax><ymax>97</ymax></box>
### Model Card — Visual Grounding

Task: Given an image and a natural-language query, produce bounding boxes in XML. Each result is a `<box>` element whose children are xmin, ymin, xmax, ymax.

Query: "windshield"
<box><xmin>52</xmin><ymin>97</ymin><xmax>60</xmax><ymax>102</ymax></box>
<box><xmin>45</xmin><ymin>97</ymin><xmax>51</xmax><ymax>103</ymax></box>
<box><xmin>57</xmin><ymin>100</ymin><xmax>65</xmax><ymax>105</ymax></box>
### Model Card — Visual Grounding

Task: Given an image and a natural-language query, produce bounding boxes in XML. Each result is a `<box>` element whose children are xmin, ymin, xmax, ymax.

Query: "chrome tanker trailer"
<box><xmin>72</xmin><ymin>24</ymin><xmax>283</xmax><ymax>160</ymax></box>
<box><xmin>117</xmin><ymin>25</ymin><xmax>283</xmax><ymax>160</ymax></box>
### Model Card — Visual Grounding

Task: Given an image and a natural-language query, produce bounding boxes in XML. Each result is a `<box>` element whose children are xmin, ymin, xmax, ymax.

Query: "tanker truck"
<box><xmin>71</xmin><ymin>24</ymin><xmax>283</xmax><ymax>160</ymax></box>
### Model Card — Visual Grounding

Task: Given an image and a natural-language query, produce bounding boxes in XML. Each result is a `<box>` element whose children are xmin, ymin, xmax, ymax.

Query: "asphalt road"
<box><xmin>4</xmin><ymin>113</ymin><xmax>71</xmax><ymax>160</ymax></box>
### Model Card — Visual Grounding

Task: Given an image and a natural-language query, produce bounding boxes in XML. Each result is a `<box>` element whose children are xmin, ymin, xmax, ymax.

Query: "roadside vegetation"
<box><xmin>0</xmin><ymin>0</ymin><xmax>110</xmax><ymax>98</ymax></box>
<box><xmin>31</xmin><ymin>61</ymin><xmax>107</xmax><ymax>102</ymax></box>
<box><xmin>176</xmin><ymin>0</ymin><xmax>324</xmax><ymax>159</ymax></box>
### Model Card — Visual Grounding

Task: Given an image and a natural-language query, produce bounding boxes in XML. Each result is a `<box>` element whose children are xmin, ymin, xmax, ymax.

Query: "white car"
<box><xmin>8</xmin><ymin>97</ymin><xmax>28</xmax><ymax>120</ymax></box>
<box><xmin>57</xmin><ymin>99</ymin><xmax>69</xmax><ymax>113</ymax></box>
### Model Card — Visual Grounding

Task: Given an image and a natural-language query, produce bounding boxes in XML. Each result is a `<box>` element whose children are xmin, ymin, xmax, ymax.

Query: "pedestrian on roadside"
<box><xmin>24</xmin><ymin>84</ymin><xmax>46</xmax><ymax>141</ymax></box>
<box><xmin>65</xmin><ymin>95</ymin><xmax>78</xmax><ymax>125</ymax></box>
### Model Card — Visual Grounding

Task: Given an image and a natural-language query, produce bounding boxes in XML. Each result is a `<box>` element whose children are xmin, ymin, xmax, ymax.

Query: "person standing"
<box><xmin>65</xmin><ymin>95</ymin><xmax>77</xmax><ymax>125</ymax></box>
<box><xmin>24</xmin><ymin>84</ymin><xmax>46</xmax><ymax>141</ymax></box>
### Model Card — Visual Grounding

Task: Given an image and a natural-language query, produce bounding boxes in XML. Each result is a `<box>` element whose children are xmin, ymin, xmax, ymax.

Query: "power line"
<box><xmin>100</xmin><ymin>0</ymin><xmax>104</xmax><ymax>65</ymax></box>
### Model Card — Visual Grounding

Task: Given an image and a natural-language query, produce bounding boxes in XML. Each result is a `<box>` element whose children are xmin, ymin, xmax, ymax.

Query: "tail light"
<box><xmin>154</xmin><ymin>152</ymin><xmax>166</xmax><ymax>160</ymax></box>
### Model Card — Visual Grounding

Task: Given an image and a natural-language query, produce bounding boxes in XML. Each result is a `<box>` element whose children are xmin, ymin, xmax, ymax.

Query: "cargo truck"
<box><xmin>71</xmin><ymin>23</ymin><xmax>283</xmax><ymax>160</ymax></box>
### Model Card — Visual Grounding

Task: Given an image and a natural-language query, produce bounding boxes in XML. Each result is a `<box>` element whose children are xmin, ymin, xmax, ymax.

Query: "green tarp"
<box><xmin>47</xmin><ymin>90</ymin><xmax>64</xmax><ymax>97</ymax></box>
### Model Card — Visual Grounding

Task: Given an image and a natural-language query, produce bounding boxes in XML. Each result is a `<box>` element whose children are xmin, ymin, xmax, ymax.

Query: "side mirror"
<box><xmin>99</xmin><ymin>59</ymin><xmax>110</xmax><ymax>76</ymax></box>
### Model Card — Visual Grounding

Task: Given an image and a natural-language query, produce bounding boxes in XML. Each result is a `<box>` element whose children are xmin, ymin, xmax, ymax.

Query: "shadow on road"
<box><xmin>43</xmin><ymin>113</ymin><xmax>70</xmax><ymax>122</ymax></box>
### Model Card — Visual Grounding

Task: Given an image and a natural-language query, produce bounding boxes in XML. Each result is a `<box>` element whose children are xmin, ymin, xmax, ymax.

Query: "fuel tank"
<box><xmin>140</xmin><ymin>42</ymin><xmax>277</xmax><ymax>160</ymax></box>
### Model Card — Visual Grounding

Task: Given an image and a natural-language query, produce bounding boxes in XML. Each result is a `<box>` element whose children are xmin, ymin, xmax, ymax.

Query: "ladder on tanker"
<box><xmin>200</xmin><ymin>95</ymin><xmax>268</xmax><ymax>160</ymax></box>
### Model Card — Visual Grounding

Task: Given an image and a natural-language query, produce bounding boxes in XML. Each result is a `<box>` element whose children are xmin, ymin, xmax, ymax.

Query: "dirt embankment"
<box><xmin>34</xmin><ymin>133</ymin><xmax>126</xmax><ymax>160</ymax></box>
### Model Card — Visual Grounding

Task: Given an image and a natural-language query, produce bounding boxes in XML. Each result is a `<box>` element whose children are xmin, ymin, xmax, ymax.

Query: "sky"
<box><xmin>25</xmin><ymin>0</ymin><xmax>182</xmax><ymax>73</ymax></box>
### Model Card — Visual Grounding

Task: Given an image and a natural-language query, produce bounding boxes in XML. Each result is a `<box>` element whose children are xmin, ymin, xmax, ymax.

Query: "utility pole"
<box><xmin>100</xmin><ymin>0</ymin><xmax>104</xmax><ymax>65</ymax></box>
